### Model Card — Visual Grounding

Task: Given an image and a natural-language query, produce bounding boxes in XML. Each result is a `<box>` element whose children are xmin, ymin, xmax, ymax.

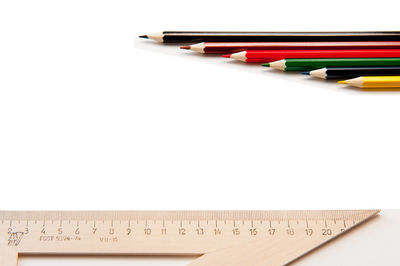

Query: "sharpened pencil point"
<box><xmin>180</xmin><ymin>46</ymin><xmax>190</xmax><ymax>50</ymax></box>
<box><xmin>139</xmin><ymin>35</ymin><xmax>148</xmax><ymax>39</ymax></box>
<box><xmin>262</xmin><ymin>63</ymin><xmax>270</xmax><ymax>67</ymax></box>
<box><xmin>301</xmin><ymin>72</ymin><xmax>310</xmax><ymax>75</ymax></box>
<box><xmin>222</xmin><ymin>54</ymin><xmax>231</xmax><ymax>58</ymax></box>
<box><xmin>338</xmin><ymin>80</ymin><xmax>347</xmax><ymax>84</ymax></box>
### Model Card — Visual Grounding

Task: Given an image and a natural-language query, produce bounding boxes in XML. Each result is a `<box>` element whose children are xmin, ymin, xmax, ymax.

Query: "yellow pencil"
<box><xmin>338</xmin><ymin>76</ymin><xmax>400</xmax><ymax>88</ymax></box>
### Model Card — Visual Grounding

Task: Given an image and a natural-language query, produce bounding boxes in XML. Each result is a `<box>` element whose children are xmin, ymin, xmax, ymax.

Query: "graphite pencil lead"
<box><xmin>302</xmin><ymin>72</ymin><xmax>310</xmax><ymax>75</ymax></box>
<box><xmin>222</xmin><ymin>54</ymin><xmax>231</xmax><ymax>58</ymax></box>
<box><xmin>139</xmin><ymin>35</ymin><xmax>148</xmax><ymax>39</ymax></box>
<box><xmin>180</xmin><ymin>46</ymin><xmax>190</xmax><ymax>50</ymax></box>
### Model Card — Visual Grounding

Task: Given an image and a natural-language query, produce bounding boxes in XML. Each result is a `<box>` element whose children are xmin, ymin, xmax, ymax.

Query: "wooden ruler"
<box><xmin>0</xmin><ymin>210</ymin><xmax>379</xmax><ymax>266</ymax></box>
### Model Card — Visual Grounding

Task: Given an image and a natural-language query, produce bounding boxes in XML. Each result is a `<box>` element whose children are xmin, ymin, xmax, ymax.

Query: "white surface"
<box><xmin>0</xmin><ymin>0</ymin><xmax>400</xmax><ymax>263</ymax></box>
<box><xmin>17</xmin><ymin>211</ymin><xmax>400</xmax><ymax>265</ymax></box>
<box><xmin>1</xmin><ymin>0</ymin><xmax>399</xmax><ymax>210</ymax></box>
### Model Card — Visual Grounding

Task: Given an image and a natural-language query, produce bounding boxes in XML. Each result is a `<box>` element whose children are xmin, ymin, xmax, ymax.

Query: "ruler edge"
<box><xmin>0</xmin><ymin>210</ymin><xmax>381</xmax><ymax>221</ymax></box>
<box><xmin>285</xmin><ymin>209</ymin><xmax>381</xmax><ymax>265</ymax></box>
<box><xmin>0</xmin><ymin>210</ymin><xmax>381</xmax><ymax>266</ymax></box>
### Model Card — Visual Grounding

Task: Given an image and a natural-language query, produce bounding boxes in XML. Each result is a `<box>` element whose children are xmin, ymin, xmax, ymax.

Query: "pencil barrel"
<box><xmin>279</xmin><ymin>58</ymin><xmax>400</xmax><ymax>71</ymax></box>
<box><xmin>361</xmin><ymin>76</ymin><xmax>400</xmax><ymax>88</ymax></box>
<box><xmin>325</xmin><ymin>67</ymin><xmax>400</xmax><ymax>79</ymax></box>
<box><xmin>161</xmin><ymin>31</ymin><xmax>400</xmax><ymax>43</ymax></box>
<box><xmin>201</xmin><ymin>41</ymin><xmax>400</xmax><ymax>54</ymax></box>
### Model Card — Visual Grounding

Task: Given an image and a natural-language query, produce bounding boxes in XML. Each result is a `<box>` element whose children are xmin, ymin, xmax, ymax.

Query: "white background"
<box><xmin>1</xmin><ymin>0</ymin><xmax>400</xmax><ymax>264</ymax></box>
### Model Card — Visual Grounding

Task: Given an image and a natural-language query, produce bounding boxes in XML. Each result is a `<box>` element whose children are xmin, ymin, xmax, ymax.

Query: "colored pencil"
<box><xmin>263</xmin><ymin>58</ymin><xmax>400</xmax><ymax>71</ymax></box>
<box><xmin>224</xmin><ymin>49</ymin><xmax>400</xmax><ymax>63</ymax></box>
<box><xmin>180</xmin><ymin>41</ymin><xmax>400</xmax><ymax>54</ymax></box>
<box><xmin>304</xmin><ymin>66</ymin><xmax>400</xmax><ymax>80</ymax></box>
<box><xmin>139</xmin><ymin>31</ymin><xmax>400</xmax><ymax>43</ymax></box>
<box><xmin>338</xmin><ymin>76</ymin><xmax>400</xmax><ymax>88</ymax></box>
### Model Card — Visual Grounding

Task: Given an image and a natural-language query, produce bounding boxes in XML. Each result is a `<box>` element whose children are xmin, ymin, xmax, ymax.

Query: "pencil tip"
<box><xmin>180</xmin><ymin>46</ymin><xmax>190</xmax><ymax>50</ymax></box>
<box><xmin>222</xmin><ymin>54</ymin><xmax>231</xmax><ymax>58</ymax></box>
<box><xmin>139</xmin><ymin>35</ymin><xmax>148</xmax><ymax>39</ymax></box>
<box><xmin>301</xmin><ymin>72</ymin><xmax>310</xmax><ymax>75</ymax></box>
<box><xmin>338</xmin><ymin>80</ymin><xmax>347</xmax><ymax>84</ymax></box>
<box><xmin>262</xmin><ymin>63</ymin><xmax>270</xmax><ymax>67</ymax></box>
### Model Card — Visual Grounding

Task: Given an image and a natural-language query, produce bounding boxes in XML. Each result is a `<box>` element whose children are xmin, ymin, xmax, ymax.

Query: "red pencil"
<box><xmin>181</xmin><ymin>41</ymin><xmax>400</xmax><ymax>54</ymax></box>
<box><xmin>223</xmin><ymin>49</ymin><xmax>400</xmax><ymax>63</ymax></box>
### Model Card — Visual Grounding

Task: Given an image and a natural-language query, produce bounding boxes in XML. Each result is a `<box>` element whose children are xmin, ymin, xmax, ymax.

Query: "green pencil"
<box><xmin>262</xmin><ymin>58</ymin><xmax>400</xmax><ymax>71</ymax></box>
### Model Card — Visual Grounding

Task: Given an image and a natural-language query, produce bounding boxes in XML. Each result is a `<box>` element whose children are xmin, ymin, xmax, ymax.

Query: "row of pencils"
<box><xmin>140</xmin><ymin>31</ymin><xmax>400</xmax><ymax>88</ymax></box>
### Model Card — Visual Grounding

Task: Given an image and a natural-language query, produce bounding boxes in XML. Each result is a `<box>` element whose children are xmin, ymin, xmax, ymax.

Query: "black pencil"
<box><xmin>139</xmin><ymin>31</ymin><xmax>400</xmax><ymax>43</ymax></box>
<box><xmin>303</xmin><ymin>66</ymin><xmax>400</xmax><ymax>80</ymax></box>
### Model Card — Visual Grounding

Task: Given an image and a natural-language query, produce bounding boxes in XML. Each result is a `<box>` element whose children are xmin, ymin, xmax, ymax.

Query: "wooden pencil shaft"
<box><xmin>269</xmin><ymin>58</ymin><xmax>400</xmax><ymax>71</ymax></box>
<box><xmin>244</xmin><ymin>49</ymin><xmax>400</xmax><ymax>59</ymax></box>
<box><xmin>155</xmin><ymin>31</ymin><xmax>400</xmax><ymax>43</ymax></box>
<box><xmin>195</xmin><ymin>41</ymin><xmax>400</xmax><ymax>54</ymax></box>
<box><xmin>238</xmin><ymin>49</ymin><xmax>400</xmax><ymax>63</ymax></box>
<box><xmin>324</xmin><ymin>67</ymin><xmax>400</xmax><ymax>79</ymax></box>
<box><xmin>360</xmin><ymin>76</ymin><xmax>400</xmax><ymax>88</ymax></box>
